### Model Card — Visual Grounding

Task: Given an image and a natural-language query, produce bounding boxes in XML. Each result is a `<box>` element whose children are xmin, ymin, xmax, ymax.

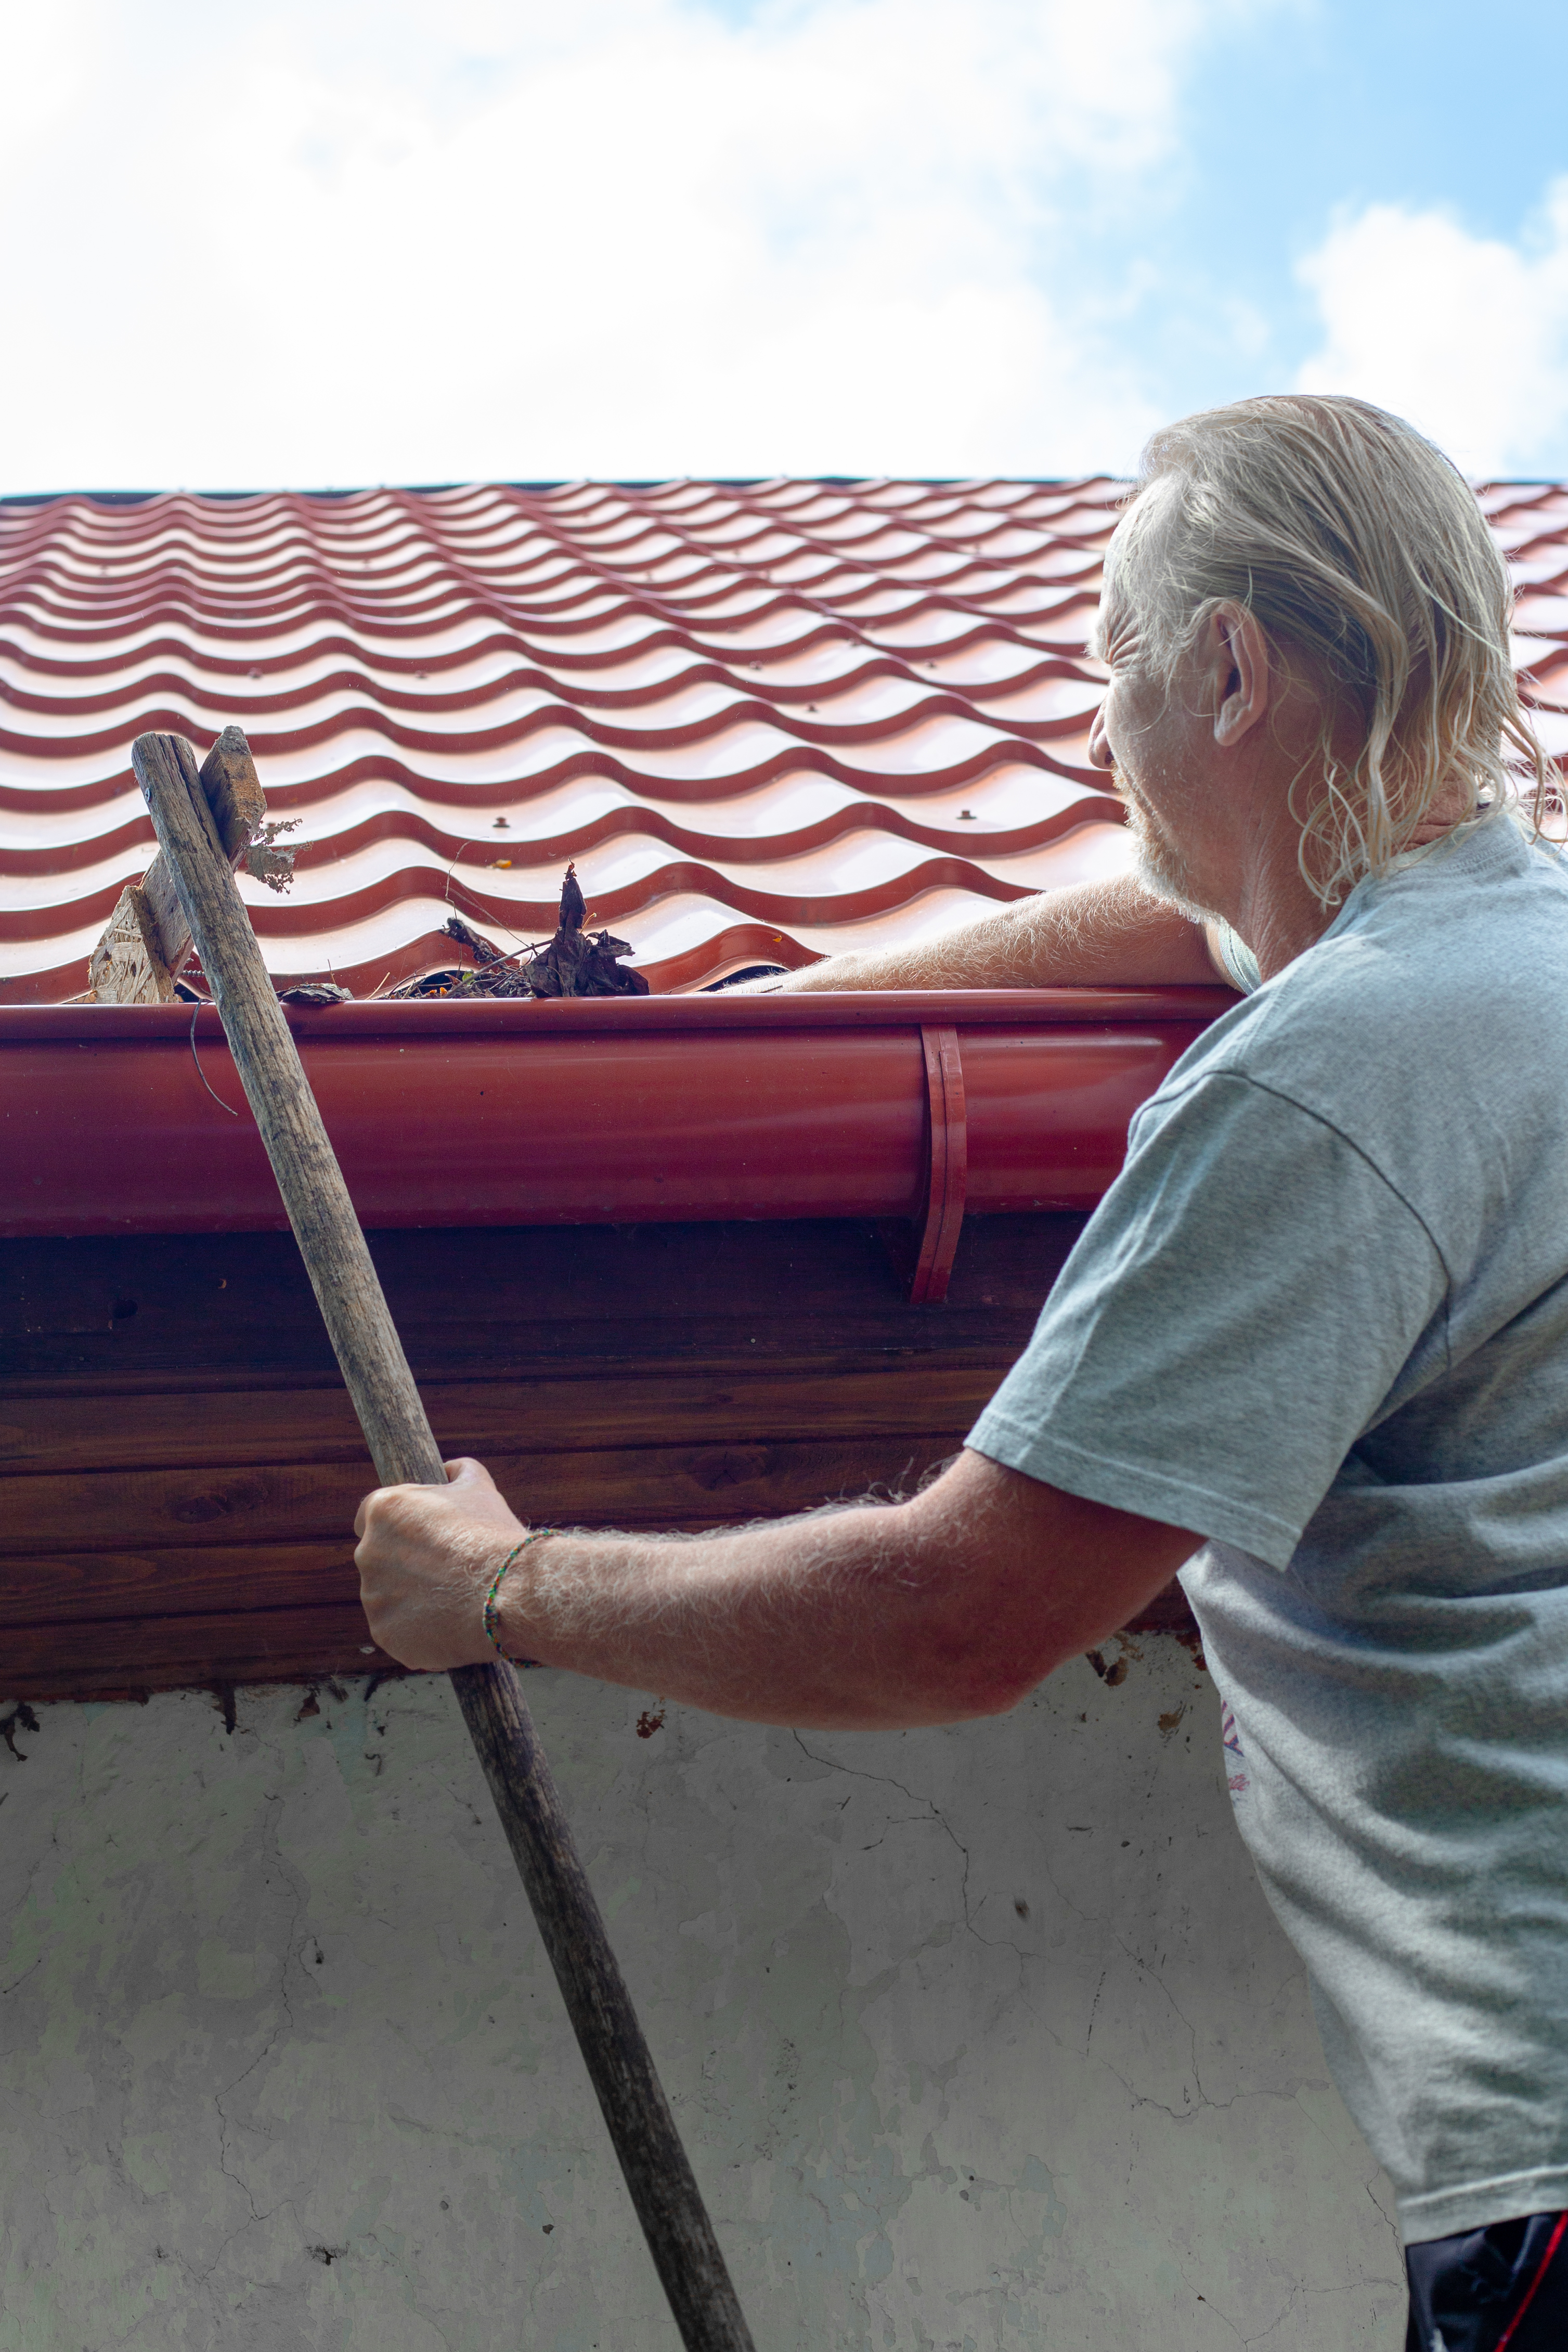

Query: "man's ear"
<box><xmin>1207</xmin><ymin>603</ymin><xmax>1271</xmax><ymax>747</ymax></box>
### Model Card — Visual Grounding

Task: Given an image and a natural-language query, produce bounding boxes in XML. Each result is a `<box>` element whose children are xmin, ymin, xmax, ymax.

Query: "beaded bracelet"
<box><xmin>482</xmin><ymin>1528</ymin><xmax>554</xmax><ymax>1661</ymax></box>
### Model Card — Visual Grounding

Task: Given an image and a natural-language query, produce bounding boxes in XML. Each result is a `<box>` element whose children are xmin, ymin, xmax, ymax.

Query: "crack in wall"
<box><xmin>789</xmin><ymin>1725</ymin><xmax>1226</xmax><ymax>2124</ymax></box>
<box><xmin>791</xmin><ymin>1732</ymin><xmax>984</xmax><ymax>1945</ymax></box>
<box><xmin>1</xmin><ymin>1667</ymin><xmax>1402</xmax><ymax>2350</ymax></box>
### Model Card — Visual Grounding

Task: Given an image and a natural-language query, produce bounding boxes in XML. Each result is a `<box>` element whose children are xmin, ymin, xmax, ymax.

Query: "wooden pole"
<box><xmin>132</xmin><ymin>730</ymin><xmax>757</xmax><ymax>2352</ymax></box>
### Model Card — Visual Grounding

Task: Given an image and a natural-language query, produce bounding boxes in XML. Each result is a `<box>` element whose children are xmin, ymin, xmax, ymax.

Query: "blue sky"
<box><xmin>1188</xmin><ymin>0</ymin><xmax>1562</xmax><ymax>248</ymax></box>
<box><xmin>3</xmin><ymin>0</ymin><xmax>1567</xmax><ymax>489</ymax></box>
<box><xmin>1110</xmin><ymin>0</ymin><xmax>1568</xmax><ymax>422</ymax></box>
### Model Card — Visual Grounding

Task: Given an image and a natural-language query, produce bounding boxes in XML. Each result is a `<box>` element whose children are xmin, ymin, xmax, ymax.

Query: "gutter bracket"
<box><xmin>881</xmin><ymin>1025</ymin><xmax>967</xmax><ymax>1304</ymax></box>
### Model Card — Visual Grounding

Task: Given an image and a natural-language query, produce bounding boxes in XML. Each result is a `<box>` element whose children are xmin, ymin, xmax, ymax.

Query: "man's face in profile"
<box><xmin>1089</xmin><ymin>590</ymin><xmax>1219</xmax><ymax>923</ymax></box>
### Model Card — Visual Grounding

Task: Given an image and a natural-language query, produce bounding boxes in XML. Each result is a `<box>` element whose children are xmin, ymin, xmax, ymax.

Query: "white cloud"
<box><xmin>0</xmin><ymin>0</ymin><xmax>1261</xmax><ymax>490</ymax></box>
<box><xmin>1296</xmin><ymin>185</ymin><xmax>1568</xmax><ymax>478</ymax></box>
<box><xmin>0</xmin><ymin>0</ymin><xmax>92</xmax><ymax>157</ymax></box>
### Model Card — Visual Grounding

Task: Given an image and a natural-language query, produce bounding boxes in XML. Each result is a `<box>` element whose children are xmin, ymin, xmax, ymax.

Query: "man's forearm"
<box><xmin>354</xmin><ymin>1452</ymin><xmax>1199</xmax><ymax>1729</ymax></box>
<box><xmin>769</xmin><ymin>875</ymin><xmax>1220</xmax><ymax>992</ymax></box>
<box><xmin>497</xmin><ymin>1507</ymin><xmax>993</xmax><ymax>1730</ymax></box>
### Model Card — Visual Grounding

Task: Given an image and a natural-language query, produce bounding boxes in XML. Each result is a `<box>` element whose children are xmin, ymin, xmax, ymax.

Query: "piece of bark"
<box><xmin>202</xmin><ymin>726</ymin><xmax>267</xmax><ymax>860</ymax></box>
<box><xmin>90</xmin><ymin>728</ymin><xmax>269</xmax><ymax>1003</ymax></box>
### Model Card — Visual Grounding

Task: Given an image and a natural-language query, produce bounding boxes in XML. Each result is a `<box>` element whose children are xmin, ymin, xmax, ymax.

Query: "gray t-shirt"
<box><xmin>968</xmin><ymin>810</ymin><xmax>1568</xmax><ymax>2244</ymax></box>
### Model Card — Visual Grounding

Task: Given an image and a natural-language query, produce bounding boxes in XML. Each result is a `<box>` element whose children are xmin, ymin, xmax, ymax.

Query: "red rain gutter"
<box><xmin>0</xmin><ymin>988</ymin><xmax>1233</xmax><ymax>1257</ymax></box>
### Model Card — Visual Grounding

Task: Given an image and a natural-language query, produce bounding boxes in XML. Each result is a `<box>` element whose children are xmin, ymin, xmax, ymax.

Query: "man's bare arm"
<box><xmin>353</xmin><ymin>1450</ymin><xmax>1199</xmax><ymax>1729</ymax></box>
<box><xmin>760</xmin><ymin>874</ymin><xmax>1227</xmax><ymax>992</ymax></box>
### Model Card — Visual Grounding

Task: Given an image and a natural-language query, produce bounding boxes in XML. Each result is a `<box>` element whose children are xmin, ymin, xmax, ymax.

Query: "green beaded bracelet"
<box><xmin>482</xmin><ymin>1528</ymin><xmax>553</xmax><ymax>1661</ymax></box>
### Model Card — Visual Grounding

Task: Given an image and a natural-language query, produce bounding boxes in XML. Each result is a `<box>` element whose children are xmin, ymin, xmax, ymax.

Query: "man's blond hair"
<box><xmin>1097</xmin><ymin>393</ymin><xmax>1554</xmax><ymax>907</ymax></box>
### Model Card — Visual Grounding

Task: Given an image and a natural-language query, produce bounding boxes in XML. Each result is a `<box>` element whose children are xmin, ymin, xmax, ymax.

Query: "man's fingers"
<box><xmin>442</xmin><ymin>1456</ymin><xmax>496</xmax><ymax>1493</ymax></box>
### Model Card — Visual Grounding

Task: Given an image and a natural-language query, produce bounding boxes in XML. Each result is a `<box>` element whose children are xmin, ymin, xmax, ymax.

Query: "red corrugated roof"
<box><xmin>3</xmin><ymin>475</ymin><xmax>1563</xmax><ymax>1001</ymax></box>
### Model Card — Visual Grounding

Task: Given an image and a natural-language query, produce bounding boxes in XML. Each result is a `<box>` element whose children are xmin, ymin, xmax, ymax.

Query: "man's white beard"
<box><xmin>1120</xmin><ymin>773</ymin><xmax>1219</xmax><ymax>924</ymax></box>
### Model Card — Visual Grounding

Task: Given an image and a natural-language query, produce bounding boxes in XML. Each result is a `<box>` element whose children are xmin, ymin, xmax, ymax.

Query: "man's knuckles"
<box><xmin>361</xmin><ymin>1483</ymin><xmax>451</xmax><ymax>1540</ymax></box>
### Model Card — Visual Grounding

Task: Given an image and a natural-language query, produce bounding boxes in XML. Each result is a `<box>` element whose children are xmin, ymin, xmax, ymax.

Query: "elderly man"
<box><xmin>356</xmin><ymin>396</ymin><xmax>1568</xmax><ymax>2349</ymax></box>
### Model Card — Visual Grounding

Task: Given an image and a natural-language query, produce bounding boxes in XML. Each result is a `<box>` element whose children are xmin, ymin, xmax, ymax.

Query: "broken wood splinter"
<box><xmin>91</xmin><ymin>728</ymin><xmax>292</xmax><ymax>1004</ymax></box>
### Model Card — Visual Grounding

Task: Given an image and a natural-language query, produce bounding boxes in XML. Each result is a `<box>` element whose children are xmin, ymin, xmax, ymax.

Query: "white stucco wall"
<box><xmin>0</xmin><ymin>1635</ymin><xmax>1405</xmax><ymax>2349</ymax></box>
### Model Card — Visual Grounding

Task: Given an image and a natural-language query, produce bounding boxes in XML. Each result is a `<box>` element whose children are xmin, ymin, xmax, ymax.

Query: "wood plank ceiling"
<box><xmin>1</xmin><ymin>1214</ymin><xmax>1194</xmax><ymax>1702</ymax></box>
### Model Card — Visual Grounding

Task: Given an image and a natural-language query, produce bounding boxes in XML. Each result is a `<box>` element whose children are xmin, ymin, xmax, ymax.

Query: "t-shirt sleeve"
<box><xmin>967</xmin><ymin>1072</ymin><xmax>1449</xmax><ymax>1567</ymax></box>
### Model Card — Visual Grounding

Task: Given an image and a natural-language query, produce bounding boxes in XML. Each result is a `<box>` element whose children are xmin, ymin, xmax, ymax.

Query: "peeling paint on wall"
<box><xmin>0</xmin><ymin>1639</ymin><xmax>1404</xmax><ymax>2349</ymax></box>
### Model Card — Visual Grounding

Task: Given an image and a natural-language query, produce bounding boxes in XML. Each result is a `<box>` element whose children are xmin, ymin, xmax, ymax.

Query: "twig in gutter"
<box><xmin>189</xmin><ymin>1000</ymin><xmax>240</xmax><ymax>1115</ymax></box>
<box><xmin>444</xmin><ymin>914</ymin><xmax>516</xmax><ymax>968</ymax></box>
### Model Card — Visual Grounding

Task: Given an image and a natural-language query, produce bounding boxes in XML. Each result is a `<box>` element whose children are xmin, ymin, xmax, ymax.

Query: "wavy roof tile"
<box><xmin>2</xmin><ymin>474</ymin><xmax>1562</xmax><ymax>999</ymax></box>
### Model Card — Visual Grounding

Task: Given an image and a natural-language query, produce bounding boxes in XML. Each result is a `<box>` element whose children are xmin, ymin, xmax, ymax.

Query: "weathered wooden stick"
<box><xmin>92</xmin><ymin>728</ymin><xmax>268</xmax><ymax>1003</ymax></box>
<box><xmin>132</xmin><ymin>729</ymin><xmax>757</xmax><ymax>2352</ymax></box>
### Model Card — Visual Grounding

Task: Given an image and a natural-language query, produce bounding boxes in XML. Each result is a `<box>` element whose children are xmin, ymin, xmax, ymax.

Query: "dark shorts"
<box><xmin>1406</xmin><ymin>2211</ymin><xmax>1568</xmax><ymax>2350</ymax></box>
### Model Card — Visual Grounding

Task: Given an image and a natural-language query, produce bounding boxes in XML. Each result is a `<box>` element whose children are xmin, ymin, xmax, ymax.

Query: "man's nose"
<box><xmin>1087</xmin><ymin>701</ymin><xmax>1113</xmax><ymax>770</ymax></box>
